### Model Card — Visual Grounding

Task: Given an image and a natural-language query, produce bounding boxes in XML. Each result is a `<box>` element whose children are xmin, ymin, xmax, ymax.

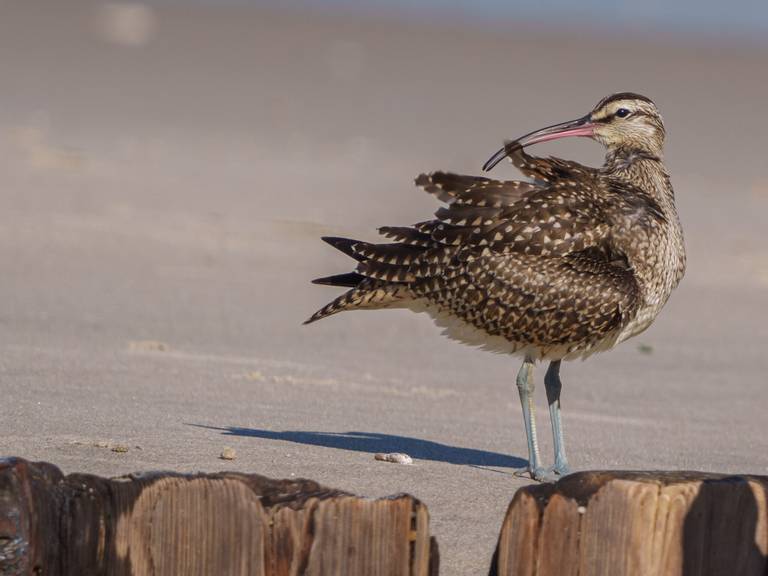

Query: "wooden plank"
<box><xmin>649</xmin><ymin>480</ymin><xmax>700</xmax><ymax>574</ymax></box>
<box><xmin>490</xmin><ymin>471</ymin><xmax>768</xmax><ymax>576</ymax></box>
<box><xmin>0</xmin><ymin>458</ymin><xmax>437</xmax><ymax>576</ymax></box>
<box><xmin>493</xmin><ymin>488</ymin><xmax>543</xmax><ymax>576</ymax></box>
<box><xmin>536</xmin><ymin>493</ymin><xmax>580</xmax><ymax>576</ymax></box>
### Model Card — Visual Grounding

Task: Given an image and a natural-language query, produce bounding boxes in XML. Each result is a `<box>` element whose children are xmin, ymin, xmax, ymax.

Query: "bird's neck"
<box><xmin>603</xmin><ymin>146</ymin><xmax>687</xmax><ymax>315</ymax></box>
<box><xmin>603</xmin><ymin>147</ymin><xmax>673</xmax><ymax>205</ymax></box>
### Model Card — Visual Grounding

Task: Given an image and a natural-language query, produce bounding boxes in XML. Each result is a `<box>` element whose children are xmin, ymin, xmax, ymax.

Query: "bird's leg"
<box><xmin>515</xmin><ymin>357</ymin><xmax>546</xmax><ymax>480</ymax></box>
<box><xmin>544</xmin><ymin>360</ymin><xmax>571</xmax><ymax>477</ymax></box>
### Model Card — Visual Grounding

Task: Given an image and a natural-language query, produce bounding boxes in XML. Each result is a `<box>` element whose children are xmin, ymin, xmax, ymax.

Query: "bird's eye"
<box><xmin>615</xmin><ymin>108</ymin><xmax>631</xmax><ymax>118</ymax></box>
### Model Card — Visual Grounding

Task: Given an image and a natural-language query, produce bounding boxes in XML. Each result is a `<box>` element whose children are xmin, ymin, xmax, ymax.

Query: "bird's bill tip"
<box><xmin>482</xmin><ymin>145</ymin><xmax>510</xmax><ymax>172</ymax></box>
<box><xmin>482</xmin><ymin>140</ymin><xmax>521</xmax><ymax>172</ymax></box>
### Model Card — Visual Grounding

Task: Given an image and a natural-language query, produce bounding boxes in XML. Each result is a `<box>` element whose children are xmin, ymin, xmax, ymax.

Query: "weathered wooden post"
<box><xmin>490</xmin><ymin>471</ymin><xmax>768</xmax><ymax>576</ymax></box>
<box><xmin>0</xmin><ymin>458</ymin><xmax>438</xmax><ymax>575</ymax></box>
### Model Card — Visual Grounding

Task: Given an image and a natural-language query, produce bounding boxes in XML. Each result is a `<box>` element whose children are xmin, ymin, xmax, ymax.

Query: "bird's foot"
<box><xmin>513</xmin><ymin>466</ymin><xmax>557</xmax><ymax>483</ymax></box>
<box><xmin>547</xmin><ymin>460</ymin><xmax>572</xmax><ymax>478</ymax></box>
<box><xmin>539</xmin><ymin>466</ymin><xmax>571</xmax><ymax>482</ymax></box>
<box><xmin>513</xmin><ymin>462</ymin><xmax>572</xmax><ymax>483</ymax></box>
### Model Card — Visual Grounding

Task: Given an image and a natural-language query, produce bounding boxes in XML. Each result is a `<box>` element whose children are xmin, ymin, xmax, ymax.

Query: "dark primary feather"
<box><xmin>312</xmin><ymin>272</ymin><xmax>366</xmax><ymax>287</ymax></box>
<box><xmin>377</xmin><ymin>226</ymin><xmax>433</xmax><ymax>246</ymax></box>
<box><xmin>321</xmin><ymin>237</ymin><xmax>365</xmax><ymax>261</ymax></box>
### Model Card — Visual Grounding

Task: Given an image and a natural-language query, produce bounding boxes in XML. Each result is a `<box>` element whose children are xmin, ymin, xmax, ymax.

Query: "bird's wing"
<box><xmin>410</xmin><ymin>171</ymin><xmax>612</xmax><ymax>258</ymax></box>
<box><xmin>355</xmin><ymin>169</ymin><xmax>619</xmax><ymax>285</ymax></box>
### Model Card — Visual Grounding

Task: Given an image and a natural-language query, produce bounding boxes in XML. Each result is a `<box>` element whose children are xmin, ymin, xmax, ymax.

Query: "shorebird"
<box><xmin>305</xmin><ymin>93</ymin><xmax>686</xmax><ymax>481</ymax></box>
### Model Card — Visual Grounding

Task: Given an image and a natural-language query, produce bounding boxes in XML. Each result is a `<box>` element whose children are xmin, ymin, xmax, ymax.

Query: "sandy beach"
<box><xmin>1</xmin><ymin>2</ymin><xmax>767</xmax><ymax>574</ymax></box>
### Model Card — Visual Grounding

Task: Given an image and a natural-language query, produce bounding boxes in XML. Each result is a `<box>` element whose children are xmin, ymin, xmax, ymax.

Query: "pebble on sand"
<box><xmin>220</xmin><ymin>447</ymin><xmax>237</xmax><ymax>460</ymax></box>
<box><xmin>375</xmin><ymin>452</ymin><xmax>413</xmax><ymax>465</ymax></box>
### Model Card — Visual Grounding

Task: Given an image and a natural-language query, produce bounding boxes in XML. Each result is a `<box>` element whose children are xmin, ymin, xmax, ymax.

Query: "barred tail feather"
<box><xmin>303</xmin><ymin>282</ymin><xmax>409</xmax><ymax>325</ymax></box>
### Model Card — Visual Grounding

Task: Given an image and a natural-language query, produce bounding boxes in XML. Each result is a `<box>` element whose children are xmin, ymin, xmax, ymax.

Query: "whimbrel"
<box><xmin>305</xmin><ymin>93</ymin><xmax>686</xmax><ymax>481</ymax></box>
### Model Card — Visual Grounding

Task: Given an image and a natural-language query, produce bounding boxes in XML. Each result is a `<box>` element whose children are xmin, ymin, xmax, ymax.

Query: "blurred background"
<box><xmin>1</xmin><ymin>1</ymin><xmax>767</xmax><ymax>574</ymax></box>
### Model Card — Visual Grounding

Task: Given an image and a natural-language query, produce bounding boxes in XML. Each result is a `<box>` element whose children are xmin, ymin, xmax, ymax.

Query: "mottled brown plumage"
<box><xmin>306</xmin><ymin>93</ymin><xmax>685</xmax><ymax>480</ymax></box>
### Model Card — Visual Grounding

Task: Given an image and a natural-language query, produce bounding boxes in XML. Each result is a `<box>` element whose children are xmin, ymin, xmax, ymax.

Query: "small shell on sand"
<box><xmin>220</xmin><ymin>447</ymin><xmax>237</xmax><ymax>460</ymax></box>
<box><xmin>375</xmin><ymin>452</ymin><xmax>413</xmax><ymax>465</ymax></box>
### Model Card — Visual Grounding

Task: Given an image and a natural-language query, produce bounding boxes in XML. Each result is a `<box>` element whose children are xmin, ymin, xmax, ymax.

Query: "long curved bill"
<box><xmin>482</xmin><ymin>114</ymin><xmax>594</xmax><ymax>172</ymax></box>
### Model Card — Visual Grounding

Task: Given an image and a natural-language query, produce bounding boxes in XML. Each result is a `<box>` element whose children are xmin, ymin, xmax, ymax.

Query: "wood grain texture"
<box><xmin>490</xmin><ymin>471</ymin><xmax>768</xmax><ymax>576</ymax></box>
<box><xmin>0</xmin><ymin>458</ymin><xmax>438</xmax><ymax>576</ymax></box>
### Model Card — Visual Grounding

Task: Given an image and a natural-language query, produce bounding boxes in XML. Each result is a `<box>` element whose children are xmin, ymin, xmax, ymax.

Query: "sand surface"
<box><xmin>1</xmin><ymin>3</ymin><xmax>767</xmax><ymax>574</ymax></box>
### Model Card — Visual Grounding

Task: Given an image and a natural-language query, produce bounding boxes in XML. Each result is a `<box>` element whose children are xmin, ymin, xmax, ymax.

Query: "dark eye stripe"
<box><xmin>594</xmin><ymin>109</ymin><xmax>650</xmax><ymax>123</ymax></box>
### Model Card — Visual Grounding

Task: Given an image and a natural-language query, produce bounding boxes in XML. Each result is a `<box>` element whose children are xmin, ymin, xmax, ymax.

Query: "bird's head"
<box><xmin>483</xmin><ymin>92</ymin><xmax>666</xmax><ymax>171</ymax></box>
<box><xmin>588</xmin><ymin>93</ymin><xmax>666</xmax><ymax>155</ymax></box>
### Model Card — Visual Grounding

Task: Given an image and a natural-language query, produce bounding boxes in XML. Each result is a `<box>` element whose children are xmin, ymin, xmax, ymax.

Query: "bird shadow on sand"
<box><xmin>189</xmin><ymin>424</ymin><xmax>527</xmax><ymax>469</ymax></box>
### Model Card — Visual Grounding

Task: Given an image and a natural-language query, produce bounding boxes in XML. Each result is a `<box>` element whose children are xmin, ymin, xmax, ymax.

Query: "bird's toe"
<box><xmin>514</xmin><ymin>466</ymin><xmax>558</xmax><ymax>483</ymax></box>
<box><xmin>548</xmin><ymin>462</ymin><xmax>572</xmax><ymax>477</ymax></box>
<box><xmin>532</xmin><ymin>467</ymin><xmax>559</xmax><ymax>483</ymax></box>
